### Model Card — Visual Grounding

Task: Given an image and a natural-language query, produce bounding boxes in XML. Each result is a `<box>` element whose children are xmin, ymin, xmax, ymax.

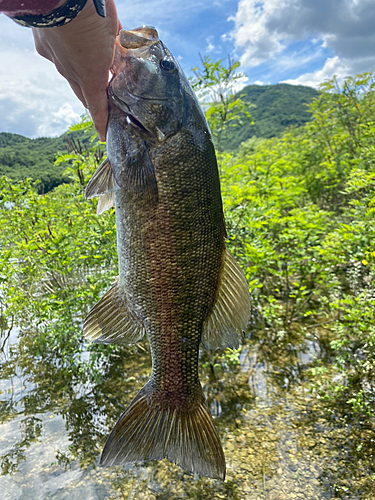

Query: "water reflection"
<box><xmin>0</xmin><ymin>320</ymin><xmax>374</xmax><ymax>499</ymax></box>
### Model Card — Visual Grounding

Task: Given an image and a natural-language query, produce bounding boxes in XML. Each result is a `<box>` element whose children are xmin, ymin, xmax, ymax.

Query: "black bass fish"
<box><xmin>84</xmin><ymin>26</ymin><xmax>250</xmax><ymax>480</ymax></box>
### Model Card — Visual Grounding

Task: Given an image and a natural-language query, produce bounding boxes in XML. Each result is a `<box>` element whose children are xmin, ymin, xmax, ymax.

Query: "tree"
<box><xmin>190</xmin><ymin>55</ymin><xmax>253</xmax><ymax>152</ymax></box>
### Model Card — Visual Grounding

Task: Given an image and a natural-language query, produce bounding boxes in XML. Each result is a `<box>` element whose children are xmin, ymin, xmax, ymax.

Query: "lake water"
<box><xmin>0</xmin><ymin>322</ymin><xmax>374</xmax><ymax>499</ymax></box>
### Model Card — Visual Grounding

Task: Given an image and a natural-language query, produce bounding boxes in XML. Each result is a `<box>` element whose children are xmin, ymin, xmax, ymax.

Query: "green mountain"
<box><xmin>0</xmin><ymin>132</ymin><xmax>71</xmax><ymax>193</ymax></box>
<box><xmin>222</xmin><ymin>83</ymin><xmax>320</xmax><ymax>150</ymax></box>
<box><xmin>0</xmin><ymin>84</ymin><xmax>319</xmax><ymax>191</ymax></box>
<box><xmin>0</xmin><ymin>130</ymin><xmax>91</xmax><ymax>193</ymax></box>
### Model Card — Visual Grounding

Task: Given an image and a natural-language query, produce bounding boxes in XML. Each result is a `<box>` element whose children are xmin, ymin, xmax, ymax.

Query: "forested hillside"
<box><xmin>0</xmin><ymin>133</ymin><xmax>69</xmax><ymax>193</ymax></box>
<box><xmin>223</xmin><ymin>83</ymin><xmax>319</xmax><ymax>149</ymax></box>
<box><xmin>0</xmin><ymin>129</ymin><xmax>90</xmax><ymax>193</ymax></box>
<box><xmin>0</xmin><ymin>83</ymin><xmax>318</xmax><ymax>191</ymax></box>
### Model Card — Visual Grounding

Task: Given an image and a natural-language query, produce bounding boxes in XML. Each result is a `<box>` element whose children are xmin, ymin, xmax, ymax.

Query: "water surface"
<box><xmin>0</xmin><ymin>322</ymin><xmax>374</xmax><ymax>499</ymax></box>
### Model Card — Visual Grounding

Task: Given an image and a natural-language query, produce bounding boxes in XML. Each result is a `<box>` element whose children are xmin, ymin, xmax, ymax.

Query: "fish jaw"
<box><xmin>111</xmin><ymin>27</ymin><xmax>159</xmax><ymax>75</ymax></box>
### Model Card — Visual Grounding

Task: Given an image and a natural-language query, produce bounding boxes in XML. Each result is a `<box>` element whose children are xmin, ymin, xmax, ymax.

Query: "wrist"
<box><xmin>10</xmin><ymin>0</ymin><xmax>103</xmax><ymax>28</ymax></box>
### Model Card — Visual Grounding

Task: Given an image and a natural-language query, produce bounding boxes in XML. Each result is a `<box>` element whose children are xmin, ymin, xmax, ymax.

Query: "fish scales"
<box><xmin>84</xmin><ymin>26</ymin><xmax>251</xmax><ymax>480</ymax></box>
<box><xmin>117</xmin><ymin>127</ymin><xmax>224</xmax><ymax>407</ymax></box>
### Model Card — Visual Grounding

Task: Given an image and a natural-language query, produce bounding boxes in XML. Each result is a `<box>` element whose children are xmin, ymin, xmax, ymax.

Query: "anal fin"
<box><xmin>84</xmin><ymin>281</ymin><xmax>145</xmax><ymax>344</ymax></box>
<box><xmin>202</xmin><ymin>247</ymin><xmax>250</xmax><ymax>350</ymax></box>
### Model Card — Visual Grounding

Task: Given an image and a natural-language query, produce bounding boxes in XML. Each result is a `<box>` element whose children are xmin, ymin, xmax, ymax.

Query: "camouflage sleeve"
<box><xmin>0</xmin><ymin>1</ymin><xmax>61</xmax><ymax>16</ymax></box>
<box><xmin>1</xmin><ymin>0</ymin><xmax>106</xmax><ymax>28</ymax></box>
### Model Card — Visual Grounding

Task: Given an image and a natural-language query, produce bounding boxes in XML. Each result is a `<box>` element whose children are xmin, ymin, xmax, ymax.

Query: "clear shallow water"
<box><xmin>0</xmin><ymin>323</ymin><xmax>374</xmax><ymax>499</ymax></box>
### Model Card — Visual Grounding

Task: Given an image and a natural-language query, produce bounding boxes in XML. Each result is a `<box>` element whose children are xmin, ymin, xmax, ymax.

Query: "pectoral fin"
<box><xmin>85</xmin><ymin>158</ymin><xmax>119</xmax><ymax>214</ymax></box>
<box><xmin>84</xmin><ymin>281</ymin><xmax>145</xmax><ymax>344</ymax></box>
<box><xmin>96</xmin><ymin>192</ymin><xmax>115</xmax><ymax>215</ymax></box>
<box><xmin>202</xmin><ymin>247</ymin><xmax>250</xmax><ymax>350</ymax></box>
<box><xmin>116</xmin><ymin>142</ymin><xmax>158</xmax><ymax>201</ymax></box>
<box><xmin>85</xmin><ymin>157</ymin><xmax>119</xmax><ymax>199</ymax></box>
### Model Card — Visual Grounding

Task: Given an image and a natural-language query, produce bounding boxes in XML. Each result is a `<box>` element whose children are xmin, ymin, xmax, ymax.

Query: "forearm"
<box><xmin>0</xmin><ymin>1</ymin><xmax>62</xmax><ymax>16</ymax></box>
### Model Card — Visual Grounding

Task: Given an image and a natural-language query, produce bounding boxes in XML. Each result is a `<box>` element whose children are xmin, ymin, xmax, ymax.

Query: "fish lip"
<box><xmin>125</xmin><ymin>109</ymin><xmax>151</xmax><ymax>136</ymax></box>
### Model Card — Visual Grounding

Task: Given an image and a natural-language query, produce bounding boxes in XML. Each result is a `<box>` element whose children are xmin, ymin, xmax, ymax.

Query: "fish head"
<box><xmin>109</xmin><ymin>27</ymin><xmax>185</xmax><ymax>143</ymax></box>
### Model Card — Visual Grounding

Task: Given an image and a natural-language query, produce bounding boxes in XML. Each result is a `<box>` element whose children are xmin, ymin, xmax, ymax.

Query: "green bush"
<box><xmin>0</xmin><ymin>69</ymin><xmax>374</xmax><ymax>423</ymax></box>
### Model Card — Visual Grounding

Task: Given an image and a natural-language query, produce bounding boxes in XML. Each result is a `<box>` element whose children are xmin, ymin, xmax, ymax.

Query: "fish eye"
<box><xmin>160</xmin><ymin>58</ymin><xmax>176</xmax><ymax>72</ymax></box>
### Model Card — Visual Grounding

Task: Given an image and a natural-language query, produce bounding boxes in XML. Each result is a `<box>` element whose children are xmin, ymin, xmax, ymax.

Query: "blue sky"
<box><xmin>1</xmin><ymin>0</ymin><xmax>375</xmax><ymax>138</ymax></box>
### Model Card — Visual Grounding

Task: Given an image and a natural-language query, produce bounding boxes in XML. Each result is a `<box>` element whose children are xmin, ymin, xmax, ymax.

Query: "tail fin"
<box><xmin>100</xmin><ymin>382</ymin><xmax>226</xmax><ymax>480</ymax></box>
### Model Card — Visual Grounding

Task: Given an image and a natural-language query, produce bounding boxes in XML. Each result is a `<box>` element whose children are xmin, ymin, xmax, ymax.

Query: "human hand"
<box><xmin>32</xmin><ymin>0</ymin><xmax>120</xmax><ymax>141</ymax></box>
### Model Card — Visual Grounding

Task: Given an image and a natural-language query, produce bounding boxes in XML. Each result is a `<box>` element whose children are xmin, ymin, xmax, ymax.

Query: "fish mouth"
<box><xmin>118</xmin><ymin>26</ymin><xmax>159</xmax><ymax>50</ymax></box>
<box><xmin>111</xmin><ymin>29</ymin><xmax>169</xmax><ymax>102</ymax></box>
<box><xmin>111</xmin><ymin>27</ymin><xmax>160</xmax><ymax>77</ymax></box>
<box><xmin>108</xmin><ymin>27</ymin><xmax>173</xmax><ymax>144</ymax></box>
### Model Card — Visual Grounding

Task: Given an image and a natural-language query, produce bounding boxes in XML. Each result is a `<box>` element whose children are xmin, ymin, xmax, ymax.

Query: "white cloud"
<box><xmin>231</xmin><ymin>75</ymin><xmax>249</xmax><ymax>93</ymax></box>
<box><xmin>282</xmin><ymin>56</ymin><xmax>350</xmax><ymax>88</ymax></box>
<box><xmin>0</xmin><ymin>16</ymin><xmax>85</xmax><ymax>137</ymax></box>
<box><xmin>37</xmin><ymin>104</ymin><xmax>81</xmax><ymax>137</ymax></box>
<box><xmin>228</xmin><ymin>0</ymin><xmax>375</xmax><ymax>81</ymax></box>
<box><xmin>0</xmin><ymin>3</ymin><xmax>227</xmax><ymax>138</ymax></box>
<box><xmin>205</xmin><ymin>36</ymin><xmax>215</xmax><ymax>53</ymax></box>
<box><xmin>228</xmin><ymin>0</ymin><xmax>291</xmax><ymax>67</ymax></box>
<box><xmin>271</xmin><ymin>48</ymin><xmax>324</xmax><ymax>73</ymax></box>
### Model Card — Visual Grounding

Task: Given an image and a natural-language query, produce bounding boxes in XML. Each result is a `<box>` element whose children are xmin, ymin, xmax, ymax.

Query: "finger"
<box><xmin>84</xmin><ymin>89</ymin><xmax>109</xmax><ymax>142</ymax></box>
<box><xmin>106</xmin><ymin>0</ymin><xmax>121</xmax><ymax>33</ymax></box>
<box><xmin>67</xmin><ymin>79</ymin><xmax>87</xmax><ymax>108</ymax></box>
<box><xmin>68</xmin><ymin>79</ymin><xmax>108</xmax><ymax>141</ymax></box>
